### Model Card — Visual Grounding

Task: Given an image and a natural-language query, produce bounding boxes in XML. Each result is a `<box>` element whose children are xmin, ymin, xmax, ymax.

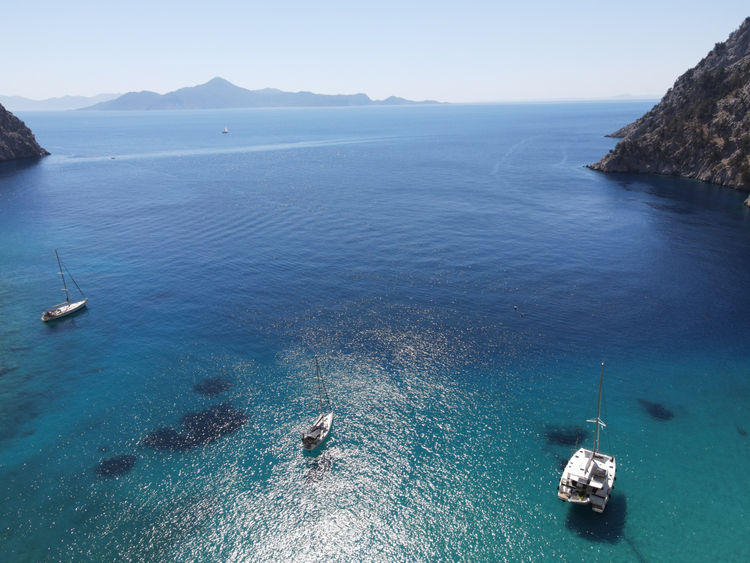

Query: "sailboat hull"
<box><xmin>302</xmin><ymin>411</ymin><xmax>333</xmax><ymax>451</ymax></box>
<box><xmin>41</xmin><ymin>298</ymin><xmax>88</xmax><ymax>322</ymax></box>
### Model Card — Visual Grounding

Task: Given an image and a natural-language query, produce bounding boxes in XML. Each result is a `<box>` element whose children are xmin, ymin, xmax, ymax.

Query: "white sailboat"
<box><xmin>557</xmin><ymin>362</ymin><xmax>617</xmax><ymax>513</ymax></box>
<box><xmin>41</xmin><ymin>249</ymin><xmax>88</xmax><ymax>322</ymax></box>
<box><xmin>222</xmin><ymin>126</ymin><xmax>229</xmax><ymax>134</ymax></box>
<box><xmin>301</xmin><ymin>357</ymin><xmax>333</xmax><ymax>451</ymax></box>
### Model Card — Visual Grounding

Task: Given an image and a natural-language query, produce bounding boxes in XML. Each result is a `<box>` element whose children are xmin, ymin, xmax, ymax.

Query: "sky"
<box><xmin>3</xmin><ymin>1</ymin><xmax>748</xmax><ymax>103</ymax></box>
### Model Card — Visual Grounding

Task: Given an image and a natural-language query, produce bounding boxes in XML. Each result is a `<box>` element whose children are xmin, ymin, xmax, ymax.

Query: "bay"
<box><xmin>1</xmin><ymin>103</ymin><xmax>749</xmax><ymax>561</ymax></box>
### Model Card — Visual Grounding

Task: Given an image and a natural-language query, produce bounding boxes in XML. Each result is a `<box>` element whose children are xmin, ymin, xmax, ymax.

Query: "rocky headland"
<box><xmin>0</xmin><ymin>103</ymin><xmax>49</xmax><ymax>161</ymax></box>
<box><xmin>589</xmin><ymin>17</ymin><xmax>750</xmax><ymax>205</ymax></box>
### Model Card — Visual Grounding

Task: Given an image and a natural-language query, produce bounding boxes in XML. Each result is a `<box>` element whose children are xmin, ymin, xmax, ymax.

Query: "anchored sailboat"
<box><xmin>301</xmin><ymin>357</ymin><xmax>333</xmax><ymax>451</ymax></box>
<box><xmin>557</xmin><ymin>362</ymin><xmax>617</xmax><ymax>513</ymax></box>
<box><xmin>41</xmin><ymin>250</ymin><xmax>88</xmax><ymax>322</ymax></box>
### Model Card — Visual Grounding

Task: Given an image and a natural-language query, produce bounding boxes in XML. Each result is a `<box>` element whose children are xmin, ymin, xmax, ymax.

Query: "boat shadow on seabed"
<box><xmin>565</xmin><ymin>493</ymin><xmax>649</xmax><ymax>561</ymax></box>
<box><xmin>303</xmin><ymin>452</ymin><xmax>333</xmax><ymax>484</ymax></box>
<box><xmin>564</xmin><ymin>493</ymin><xmax>626</xmax><ymax>543</ymax></box>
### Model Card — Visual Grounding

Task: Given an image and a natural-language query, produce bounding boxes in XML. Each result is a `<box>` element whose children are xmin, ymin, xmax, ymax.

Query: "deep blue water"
<box><xmin>1</xmin><ymin>103</ymin><xmax>749</xmax><ymax>561</ymax></box>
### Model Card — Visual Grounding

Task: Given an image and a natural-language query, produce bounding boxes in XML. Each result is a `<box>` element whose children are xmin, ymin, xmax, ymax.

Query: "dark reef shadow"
<box><xmin>0</xmin><ymin>366</ymin><xmax>19</xmax><ymax>378</ymax></box>
<box><xmin>142</xmin><ymin>427</ymin><xmax>191</xmax><ymax>451</ymax></box>
<box><xmin>544</xmin><ymin>424</ymin><xmax>589</xmax><ymax>447</ymax></box>
<box><xmin>141</xmin><ymin>402</ymin><xmax>248</xmax><ymax>451</ymax></box>
<box><xmin>565</xmin><ymin>493</ymin><xmax>627</xmax><ymax>544</ymax></box>
<box><xmin>95</xmin><ymin>454</ymin><xmax>137</xmax><ymax>477</ymax></box>
<box><xmin>180</xmin><ymin>402</ymin><xmax>248</xmax><ymax>446</ymax></box>
<box><xmin>637</xmin><ymin>399</ymin><xmax>674</xmax><ymax>421</ymax></box>
<box><xmin>192</xmin><ymin>377</ymin><xmax>232</xmax><ymax>397</ymax></box>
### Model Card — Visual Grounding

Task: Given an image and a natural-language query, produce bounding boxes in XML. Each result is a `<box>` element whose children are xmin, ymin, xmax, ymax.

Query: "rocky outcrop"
<box><xmin>589</xmin><ymin>17</ymin><xmax>750</xmax><ymax>192</ymax></box>
<box><xmin>0</xmin><ymin>103</ymin><xmax>49</xmax><ymax>161</ymax></box>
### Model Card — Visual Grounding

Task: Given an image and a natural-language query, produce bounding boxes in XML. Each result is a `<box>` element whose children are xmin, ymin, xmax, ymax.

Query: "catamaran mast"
<box><xmin>55</xmin><ymin>249</ymin><xmax>70</xmax><ymax>304</ymax></box>
<box><xmin>592</xmin><ymin>361</ymin><xmax>605</xmax><ymax>455</ymax></box>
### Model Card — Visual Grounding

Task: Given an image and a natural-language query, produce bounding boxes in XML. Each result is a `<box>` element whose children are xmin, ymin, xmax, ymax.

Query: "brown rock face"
<box><xmin>0</xmin><ymin>103</ymin><xmax>49</xmax><ymax>161</ymax></box>
<box><xmin>590</xmin><ymin>17</ymin><xmax>750</xmax><ymax>192</ymax></box>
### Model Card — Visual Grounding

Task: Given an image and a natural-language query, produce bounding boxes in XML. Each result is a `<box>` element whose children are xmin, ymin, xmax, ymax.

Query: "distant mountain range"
<box><xmin>0</xmin><ymin>93</ymin><xmax>120</xmax><ymax>111</ymax></box>
<box><xmin>81</xmin><ymin>77</ymin><xmax>439</xmax><ymax>110</ymax></box>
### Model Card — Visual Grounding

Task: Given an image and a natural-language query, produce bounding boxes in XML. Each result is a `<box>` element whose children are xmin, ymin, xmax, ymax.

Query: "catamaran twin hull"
<box><xmin>558</xmin><ymin>447</ymin><xmax>616</xmax><ymax>513</ymax></box>
<box><xmin>41</xmin><ymin>298</ymin><xmax>88</xmax><ymax>322</ymax></box>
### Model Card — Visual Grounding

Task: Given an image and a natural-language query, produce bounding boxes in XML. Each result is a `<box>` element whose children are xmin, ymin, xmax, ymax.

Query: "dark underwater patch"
<box><xmin>637</xmin><ymin>399</ymin><xmax>674</xmax><ymax>421</ymax></box>
<box><xmin>737</xmin><ymin>425</ymin><xmax>747</xmax><ymax>437</ymax></box>
<box><xmin>565</xmin><ymin>493</ymin><xmax>627</xmax><ymax>544</ymax></box>
<box><xmin>545</xmin><ymin>424</ymin><xmax>589</xmax><ymax>446</ymax></box>
<box><xmin>0</xmin><ymin>366</ymin><xmax>19</xmax><ymax>377</ymax></box>
<box><xmin>142</xmin><ymin>402</ymin><xmax>248</xmax><ymax>451</ymax></box>
<box><xmin>192</xmin><ymin>377</ymin><xmax>232</xmax><ymax>397</ymax></box>
<box><xmin>142</xmin><ymin>427</ymin><xmax>192</xmax><ymax>451</ymax></box>
<box><xmin>180</xmin><ymin>402</ymin><xmax>248</xmax><ymax>446</ymax></box>
<box><xmin>95</xmin><ymin>454</ymin><xmax>137</xmax><ymax>477</ymax></box>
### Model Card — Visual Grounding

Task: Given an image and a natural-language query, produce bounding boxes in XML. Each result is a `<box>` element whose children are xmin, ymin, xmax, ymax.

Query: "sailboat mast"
<box><xmin>55</xmin><ymin>249</ymin><xmax>70</xmax><ymax>303</ymax></box>
<box><xmin>315</xmin><ymin>357</ymin><xmax>324</xmax><ymax>413</ymax></box>
<box><xmin>314</xmin><ymin>356</ymin><xmax>331</xmax><ymax>413</ymax></box>
<box><xmin>593</xmin><ymin>361</ymin><xmax>604</xmax><ymax>455</ymax></box>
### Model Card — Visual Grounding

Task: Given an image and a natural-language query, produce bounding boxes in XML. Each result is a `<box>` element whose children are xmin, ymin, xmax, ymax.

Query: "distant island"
<box><xmin>0</xmin><ymin>93</ymin><xmax>120</xmax><ymax>112</ymax></box>
<box><xmin>81</xmin><ymin>77</ymin><xmax>440</xmax><ymax>110</ymax></box>
<box><xmin>0</xmin><ymin>103</ymin><xmax>49</xmax><ymax>162</ymax></box>
<box><xmin>589</xmin><ymin>17</ymin><xmax>750</xmax><ymax>206</ymax></box>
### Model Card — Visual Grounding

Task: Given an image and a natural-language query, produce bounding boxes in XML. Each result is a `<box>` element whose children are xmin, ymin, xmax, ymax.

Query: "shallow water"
<box><xmin>1</xmin><ymin>103</ymin><xmax>749</xmax><ymax>560</ymax></box>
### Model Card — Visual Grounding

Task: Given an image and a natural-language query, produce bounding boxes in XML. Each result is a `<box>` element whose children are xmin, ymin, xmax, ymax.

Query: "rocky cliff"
<box><xmin>0</xmin><ymin>103</ymin><xmax>49</xmax><ymax>161</ymax></box>
<box><xmin>589</xmin><ymin>17</ymin><xmax>750</xmax><ymax>193</ymax></box>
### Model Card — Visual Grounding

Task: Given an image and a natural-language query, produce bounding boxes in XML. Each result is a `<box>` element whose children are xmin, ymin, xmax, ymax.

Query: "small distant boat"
<box><xmin>557</xmin><ymin>362</ymin><xmax>617</xmax><ymax>513</ymax></box>
<box><xmin>302</xmin><ymin>357</ymin><xmax>333</xmax><ymax>451</ymax></box>
<box><xmin>41</xmin><ymin>249</ymin><xmax>88</xmax><ymax>322</ymax></box>
<box><xmin>222</xmin><ymin>126</ymin><xmax>229</xmax><ymax>134</ymax></box>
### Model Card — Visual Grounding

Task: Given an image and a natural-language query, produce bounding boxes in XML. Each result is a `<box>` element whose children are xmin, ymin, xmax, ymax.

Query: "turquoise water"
<box><xmin>1</xmin><ymin>103</ymin><xmax>749</xmax><ymax>561</ymax></box>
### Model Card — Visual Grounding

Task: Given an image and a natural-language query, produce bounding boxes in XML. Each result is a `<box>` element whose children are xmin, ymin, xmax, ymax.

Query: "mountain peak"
<box><xmin>82</xmin><ymin>79</ymin><xmax>434</xmax><ymax>110</ymax></box>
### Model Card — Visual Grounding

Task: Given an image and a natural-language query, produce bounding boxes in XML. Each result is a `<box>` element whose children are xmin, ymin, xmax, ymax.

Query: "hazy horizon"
<box><xmin>4</xmin><ymin>1</ymin><xmax>749</xmax><ymax>103</ymax></box>
<box><xmin>0</xmin><ymin>77</ymin><xmax>662</xmax><ymax>107</ymax></box>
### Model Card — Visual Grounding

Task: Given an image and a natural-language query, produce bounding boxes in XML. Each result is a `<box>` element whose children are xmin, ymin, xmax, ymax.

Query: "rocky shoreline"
<box><xmin>589</xmin><ymin>18</ymin><xmax>750</xmax><ymax>195</ymax></box>
<box><xmin>0</xmin><ymin>103</ymin><xmax>49</xmax><ymax>161</ymax></box>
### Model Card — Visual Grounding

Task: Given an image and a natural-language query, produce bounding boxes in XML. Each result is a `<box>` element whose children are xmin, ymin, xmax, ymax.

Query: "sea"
<box><xmin>1</xmin><ymin>103</ymin><xmax>749</xmax><ymax>562</ymax></box>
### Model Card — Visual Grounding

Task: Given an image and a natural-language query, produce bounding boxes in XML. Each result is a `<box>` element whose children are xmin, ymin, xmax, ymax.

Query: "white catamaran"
<box><xmin>301</xmin><ymin>357</ymin><xmax>333</xmax><ymax>451</ymax></box>
<box><xmin>41</xmin><ymin>250</ymin><xmax>88</xmax><ymax>322</ymax></box>
<box><xmin>557</xmin><ymin>362</ymin><xmax>617</xmax><ymax>513</ymax></box>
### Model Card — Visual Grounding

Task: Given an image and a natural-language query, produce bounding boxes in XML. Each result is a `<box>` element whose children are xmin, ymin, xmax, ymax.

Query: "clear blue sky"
<box><xmin>3</xmin><ymin>1</ymin><xmax>748</xmax><ymax>102</ymax></box>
